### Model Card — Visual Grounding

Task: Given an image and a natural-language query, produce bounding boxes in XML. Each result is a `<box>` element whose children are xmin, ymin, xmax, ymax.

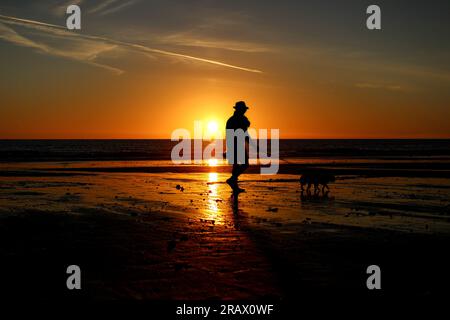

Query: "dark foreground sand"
<box><xmin>1</xmin><ymin>162</ymin><xmax>450</xmax><ymax>301</ymax></box>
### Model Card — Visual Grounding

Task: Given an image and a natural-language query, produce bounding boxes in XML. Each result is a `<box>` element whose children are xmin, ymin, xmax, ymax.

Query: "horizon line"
<box><xmin>1</xmin><ymin>137</ymin><xmax>450</xmax><ymax>141</ymax></box>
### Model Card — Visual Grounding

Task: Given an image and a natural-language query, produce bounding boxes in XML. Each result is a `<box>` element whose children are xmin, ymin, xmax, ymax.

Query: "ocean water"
<box><xmin>0</xmin><ymin>139</ymin><xmax>449</xmax><ymax>162</ymax></box>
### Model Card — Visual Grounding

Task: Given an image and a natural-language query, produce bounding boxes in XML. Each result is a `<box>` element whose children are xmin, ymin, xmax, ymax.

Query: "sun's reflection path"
<box><xmin>205</xmin><ymin>172</ymin><xmax>225</xmax><ymax>225</ymax></box>
<box><xmin>208</xmin><ymin>172</ymin><xmax>218</xmax><ymax>183</ymax></box>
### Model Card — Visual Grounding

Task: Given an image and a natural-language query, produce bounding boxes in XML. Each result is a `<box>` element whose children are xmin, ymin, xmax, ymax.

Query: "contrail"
<box><xmin>0</xmin><ymin>14</ymin><xmax>67</xmax><ymax>30</ymax></box>
<box><xmin>0</xmin><ymin>14</ymin><xmax>263</xmax><ymax>74</ymax></box>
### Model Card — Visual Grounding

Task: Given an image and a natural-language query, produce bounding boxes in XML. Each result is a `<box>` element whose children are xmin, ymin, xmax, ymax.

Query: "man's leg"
<box><xmin>232</xmin><ymin>164</ymin><xmax>242</xmax><ymax>179</ymax></box>
<box><xmin>227</xmin><ymin>164</ymin><xmax>247</xmax><ymax>191</ymax></box>
<box><xmin>227</xmin><ymin>144</ymin><xmax>249</xmax><ymax>191</ymax></box>
<box><xmin>226</xmin><ymin>164</ymin><xmax>239</xmax><ymax>188</ymax></box>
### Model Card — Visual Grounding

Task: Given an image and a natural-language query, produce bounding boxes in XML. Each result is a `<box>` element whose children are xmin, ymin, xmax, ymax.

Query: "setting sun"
<box><xmin>206</xmin><ymin>121</ymin><xmax>220</xmax><ymax>138</ymax></box>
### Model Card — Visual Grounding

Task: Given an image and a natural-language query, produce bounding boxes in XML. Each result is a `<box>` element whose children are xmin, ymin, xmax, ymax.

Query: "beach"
<box><xmin>1</xmin><ymin>146</ymin><xmax>450</xmax><ymax>301</ymax></box>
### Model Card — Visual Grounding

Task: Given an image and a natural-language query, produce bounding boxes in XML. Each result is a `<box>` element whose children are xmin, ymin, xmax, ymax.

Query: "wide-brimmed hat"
<box><xmin>234</xmin><ymin>101</ymin><xmax>249</xmax><ymax>110</ymax></box>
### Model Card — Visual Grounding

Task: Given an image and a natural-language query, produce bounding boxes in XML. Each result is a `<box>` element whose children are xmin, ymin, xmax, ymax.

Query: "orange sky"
<box><xmin>1</xmin><ymin>1</ymin><xmax>449</xmax><ymax>139</ymax></box>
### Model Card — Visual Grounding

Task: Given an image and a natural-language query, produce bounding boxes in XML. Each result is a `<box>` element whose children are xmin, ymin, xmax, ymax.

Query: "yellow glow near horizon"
<box><xmin>206</xmin><ymin>121</ymin><xmax>219</xmax><ymax>137</ymax></box>
<box><xmin>208</xmin><ymin>158</ymin><xmax>219</xmax><ymax>166</ymax></box>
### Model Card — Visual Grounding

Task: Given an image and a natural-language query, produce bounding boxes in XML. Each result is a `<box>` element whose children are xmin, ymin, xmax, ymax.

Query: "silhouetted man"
<box><xmin>226</xmin><ymin>101</ymin><xmax>250</xmax><ymax>192</ymax></box>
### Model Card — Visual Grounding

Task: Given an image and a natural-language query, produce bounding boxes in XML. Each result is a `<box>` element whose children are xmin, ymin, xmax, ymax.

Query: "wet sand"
<box><xmin>1</xmin><ymin>162</ymin><xmax>450</xmax><ymax>301</ymax></box>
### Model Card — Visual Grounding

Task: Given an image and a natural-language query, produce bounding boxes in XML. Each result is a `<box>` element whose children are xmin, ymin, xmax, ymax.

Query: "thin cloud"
<box><xmin>88</xmin><ymin>0</ymin><xmax>141</xmax><ymax>16</ymax></box>
<box><xmin>0</xmin><ymin>14</ymin><xmax>263</xmax><ymax>74</ymax></box>
<box><xmin>0</xmin><ymin>21</ymin><xmax>123</xmax><ymax>74</ymax></box>
<box><xmin>355</xmin><ymin>83</ymin><xmax>406</xmax><ymax>92</ymax></box>
<box><xmin>100</xmin><ymin>0</ymin><xmax>140</xmax><ymax>16</ymax></box>
<box><xmin>53</xmin><ymin>0</ymin><xmax>84</xmax><ymax>16</ymax></box>
<box><xmin>160</xmin><ymin>33</ymin><xmax>271</xmax><ymax>53</ymax></box>
<box><xmin>0</xmin><ymin>23</ymin><xmax>49</xmax><ymax>53</ymax></box>
<box><xmin>89</xmin><ymin>0</ymin><xmax>120</xmax><ymax>14</ymax></box>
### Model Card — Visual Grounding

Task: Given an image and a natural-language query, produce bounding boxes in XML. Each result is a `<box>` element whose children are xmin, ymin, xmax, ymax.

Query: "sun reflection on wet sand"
<box><xmin>208</xmin><ymin>172</ymin><xmax>218</xmax><ymax>182</ymax></box>
<box><xmin>204</xmin><ymin>171</ymin><xmax>226</xmax><ymax>224</ymax></box>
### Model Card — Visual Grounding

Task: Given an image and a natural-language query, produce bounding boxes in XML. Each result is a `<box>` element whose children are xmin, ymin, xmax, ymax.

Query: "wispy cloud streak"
<box><xmin>160</xmin><ymin>34</ymin><xmax>271</xmax><ymax>53</ymax></box>
<box><xmin>53</xmin><ymin>0</ymin><xmax>84</xmax><ymax>16</ymax></box>
<box><xmin>0</xmin><ymin>14</ymin><xmax>262</xmax><ymax>74</ymax></box>
<box><xmin>0</xmin><ymin>17</ymin><xmax>123</xmax><ymax>74</ymax></box>
<box><xmin>100</xmin><ymin>0</ymin><xmax>139</xmax><ymax>16</ymax></box>
<box><xmin>355</xmin><ymin>83</ymin><xmax>405</xmax><ymax>92</ymax></box>
<box><xmin>89</xmin><ymin>0</ymin><xmax>120</xmax><ymax>14</ymax></box>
